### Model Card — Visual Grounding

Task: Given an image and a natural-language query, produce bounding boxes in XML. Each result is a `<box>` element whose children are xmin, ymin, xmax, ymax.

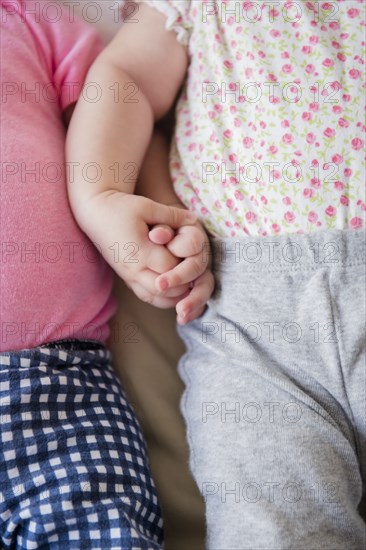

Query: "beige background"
<box><xmin>108</xmin><ymin>279</ymin><xmax>206</xmax><ymax>549</ymax></box>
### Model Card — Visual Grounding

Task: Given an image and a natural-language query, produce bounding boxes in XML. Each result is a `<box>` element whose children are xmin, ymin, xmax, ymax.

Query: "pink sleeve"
<box><xmin>51</xmin><ymin>15</ymin><xmax>104</xmax><ymax>111</ymax></box>
<box><xmin>22</xmin><ymin>0</ymin><xmax>104</xmax><ymax>111</ymax></box>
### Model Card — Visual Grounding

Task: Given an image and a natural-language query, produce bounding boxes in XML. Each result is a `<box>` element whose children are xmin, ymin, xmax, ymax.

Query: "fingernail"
<box><xmin>181</xmin><ymin>309</ymin><xmax>189</xmax><ymax>319</ymax></box>
<box><xmin>178</xmin><ymin>313</ymin><xmax>187</xmax><ymax>325</ymax></box>
<box><xmin>159</xmin><ymin>278</ymin><xmax>169</xmax><ymax>291</ymax></box>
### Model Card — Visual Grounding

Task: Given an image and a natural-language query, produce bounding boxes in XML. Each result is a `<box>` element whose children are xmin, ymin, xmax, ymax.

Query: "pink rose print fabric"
<box><xmin>141</xmin><ymin>0</ymin><xmax>365</xmax><ymax>237</ymax></box>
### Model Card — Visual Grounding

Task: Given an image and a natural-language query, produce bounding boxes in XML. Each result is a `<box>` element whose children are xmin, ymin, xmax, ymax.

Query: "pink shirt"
<box><xmin>0</xmin><ymin>0</ymin><xmax>117</xmax><ymax>351</ymax></box>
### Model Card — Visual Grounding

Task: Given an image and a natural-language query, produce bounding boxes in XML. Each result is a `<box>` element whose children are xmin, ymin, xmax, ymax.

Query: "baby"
<box><xmin>0</xmin><ymin>0</ymin><xmax>213</xmax><ymax>548</ymax></box>
<box><xmin>67</xmin><ymin>1</ymin><xmax>366</xmax><ymax>549</ymax></box>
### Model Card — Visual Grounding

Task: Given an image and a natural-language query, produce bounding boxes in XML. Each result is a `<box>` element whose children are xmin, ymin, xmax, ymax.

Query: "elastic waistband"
<box><xmin>0</xmin><ymin>339</ymin><xmax>110</xmax><ymax>369</ymax></box>
<box><xmin>208</xmin><ymin>228</ymin><xmax>365</xmax><ymax>273</ymax></box>
<box><xmin>46</xmin><ymin>339</ymin><xmax>106</xmax><ymax>351</ymax></box>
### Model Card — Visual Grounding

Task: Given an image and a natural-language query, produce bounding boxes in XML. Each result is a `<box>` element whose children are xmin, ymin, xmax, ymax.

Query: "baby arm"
<box><xmin>137</xmin><ymin>129</ymin><xmax>215</xmax><ymax>324</ymax></box>
<box><xmin>66</xmin><ymin>4</ymin><xmax>200</xmax><ymax>310</ymax></box>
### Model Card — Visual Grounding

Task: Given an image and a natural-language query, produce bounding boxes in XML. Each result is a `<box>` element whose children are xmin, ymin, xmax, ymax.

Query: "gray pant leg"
<box><xmin>178</xmin><ymin>229</ymin><xmax>366</xmax><ymax>550</ymax></box>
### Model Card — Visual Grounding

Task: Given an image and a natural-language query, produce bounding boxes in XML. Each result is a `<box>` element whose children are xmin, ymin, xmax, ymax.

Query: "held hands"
<box><xmin>88</xmin><ymin>192</ymin><xmax>214</xmax><ymax>324</ymax></box>
<box><xmin>149</xmin><ymin>215</ymin><xmax>215</xmax><ymax>324</ymax></box>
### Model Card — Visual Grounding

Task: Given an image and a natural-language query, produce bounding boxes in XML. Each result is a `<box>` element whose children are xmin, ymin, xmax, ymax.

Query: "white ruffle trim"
<box><xmin>141</xmin><ymin>0</ymin><xmax>190</xmax><ymax>47</ymax></box>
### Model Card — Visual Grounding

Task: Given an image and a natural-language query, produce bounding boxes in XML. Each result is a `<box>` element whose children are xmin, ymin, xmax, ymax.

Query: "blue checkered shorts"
<box><xmin>0</xmin><ymin>340</ymin><xmax>163</xmax><ymax>549</ymax></box>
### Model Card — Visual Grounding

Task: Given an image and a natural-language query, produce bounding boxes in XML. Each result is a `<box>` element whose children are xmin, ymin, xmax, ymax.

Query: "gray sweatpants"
<box><xmin>177</xmin><ymin>228</ymin><xmax>366</xmax><ymax>550</ymax></box>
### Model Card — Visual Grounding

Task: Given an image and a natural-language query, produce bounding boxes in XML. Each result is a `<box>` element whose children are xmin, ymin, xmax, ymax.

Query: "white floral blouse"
<box><xmin>140</xmin><ymin>0</ymin><xmax>365</xmax><ymax>237</ymax></box>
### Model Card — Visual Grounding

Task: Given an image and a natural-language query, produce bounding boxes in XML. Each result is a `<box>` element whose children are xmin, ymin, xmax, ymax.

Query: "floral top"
<box><xmin>141</xmin><ymin>0</ymin><xmax>365</xmax><ymax>237</ymax></box>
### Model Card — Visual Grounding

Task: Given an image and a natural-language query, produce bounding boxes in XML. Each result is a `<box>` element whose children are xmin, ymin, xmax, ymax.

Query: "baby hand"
<box><xmin>80</xmin><ymin>192</ymin><xmax>199</xmax><ymax>309</ymax></box>
<box><xmin>149</xmin><ymin>221</ymin><xmax>215</xmax><ymax>325</ymax></box>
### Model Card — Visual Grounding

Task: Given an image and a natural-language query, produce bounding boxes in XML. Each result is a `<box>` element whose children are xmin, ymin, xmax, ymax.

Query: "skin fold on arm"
<box><xmin>66</xmin><ymin>3</ymin><xmax>214</xmax><ymax>321</ymax></box>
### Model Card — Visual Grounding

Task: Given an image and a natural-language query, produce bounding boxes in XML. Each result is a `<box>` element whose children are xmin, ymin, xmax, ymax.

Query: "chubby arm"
<box><xmin>136</xmin><ymin>129</ymin><xmax>184</xmax><ymax>208</ymax></box>
<box><xmin>66</xmin><ymin>2</ymin><xmax>188</xmax><ymax>225</ymax></box>
<box><xmin>65</xmin><ymin>4</ymin><xmax>205</xmax><ymax>313</ymax></box>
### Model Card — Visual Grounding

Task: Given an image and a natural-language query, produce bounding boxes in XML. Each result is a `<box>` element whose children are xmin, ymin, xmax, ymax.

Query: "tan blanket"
<box><xmin>109</xmin><ymin>278</ymin><xmax>205</xmax><ymax>550</ymax></box>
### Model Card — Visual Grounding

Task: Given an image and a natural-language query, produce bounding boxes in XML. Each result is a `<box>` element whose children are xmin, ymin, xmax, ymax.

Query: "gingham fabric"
<box><xmin>0</xmin><ymin>340</ymin><xmax>163</xmax><ymax>549</ymax></box>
